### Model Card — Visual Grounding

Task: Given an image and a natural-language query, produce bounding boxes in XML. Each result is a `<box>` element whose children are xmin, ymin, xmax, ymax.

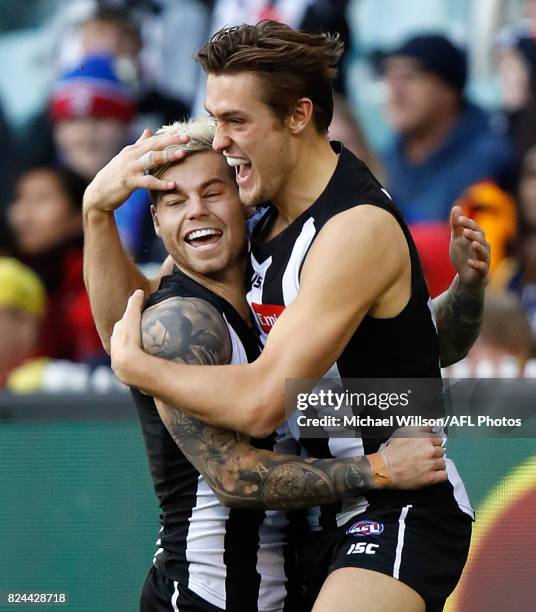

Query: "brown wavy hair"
<box><xmin>195</xmin><ymin>20</ymin><xmax>344</xmax><ymax>133</ymax></box>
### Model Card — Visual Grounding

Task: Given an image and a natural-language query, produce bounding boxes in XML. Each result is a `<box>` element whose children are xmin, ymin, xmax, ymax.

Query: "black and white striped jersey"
<box><xmin>132</xmin><ymin>269</ymin><xmax>297</xmax><ymax>611</ymax></box>
<box><xmin>246</xmin><ymin>143</ymin><xmax>474</xmax><ymax>529</ymax></box>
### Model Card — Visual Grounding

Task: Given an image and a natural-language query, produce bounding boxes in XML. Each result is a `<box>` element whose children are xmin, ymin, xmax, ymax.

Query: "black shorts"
<box><xmin>140</xmin><ymin>565</ymin><xmax>222</xmax><ymax>612</ymax></box>
<box><xmin>297</xmin><ymin>505</ymin><xmax>473</xmax><ymax>612</ymax></box>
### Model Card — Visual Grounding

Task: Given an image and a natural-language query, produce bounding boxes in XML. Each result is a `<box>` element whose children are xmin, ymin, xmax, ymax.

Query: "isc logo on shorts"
<box><xmin>347</xmin><ymin>542</ymin><xmax>379</xmax><ymax>555</ymax></box>
<box><xmin>346</xmin><ymin>520</ymin><xmax>384</xmax><ymax>537</ymax></box>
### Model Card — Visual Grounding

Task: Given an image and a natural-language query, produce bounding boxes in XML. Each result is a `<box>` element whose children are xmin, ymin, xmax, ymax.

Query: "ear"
<box><xmin>150</xmin><ymin>204</ymin><xmax>161</xmax><ymax>237</ymax></box>
<box><xmin>286</xmin><ymin>97</ymin><xmax>314</xmax><ymax>135</ymax></box>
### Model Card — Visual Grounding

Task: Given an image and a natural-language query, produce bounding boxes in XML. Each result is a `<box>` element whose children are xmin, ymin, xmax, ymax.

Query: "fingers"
<box><xmin>457</xmin><ymin>215</ymin><xmax>480</xmax><ymax>231</ymax></box>
<box><xmin>450</xmin><ymin>205</ymin><xmax>464</xmax><ymax>235</ymax></box>
<box><xmin>136</xmin><ymin>132</ymin><xmax>190</xmax><ymax>156</ymax></box>
<box><xmin>136</xmin><ymin>128</ymin><xmax>153</xmax><ymax>143</ymax></box>
<box><xmin>137</xmin><ymin>174</ymin><xmax>177</xmax><ymax>192</ymax></box>
<box><xmin>137</xmin><ymin>147</ymin><xmax>188</xmax><ymax>173</ymax></box>
<box><xmin>434</xmin><ymin>456</ymin><xmax>447</xmax><ymax>469</ymax></box>
<box><xmin>433</xmin><ymin>445</ymin><xmax>445</xmax><ymax>458</ymax></box>
<box><xmin>125</xmin><ymin>289</ymin><xmax>145</xmax><ymax>315</ymax></box>
<box><xmin>462</xmin><ymin>227</ymin><xmax>485</xmax><ymax>243</ymax></box>
<box><xmin>431</xmin><ymin>468</ymin><xmax>448</xmax><ymax>483</ymax></box>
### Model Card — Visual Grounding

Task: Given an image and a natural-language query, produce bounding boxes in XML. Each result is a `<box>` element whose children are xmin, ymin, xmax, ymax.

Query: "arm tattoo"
<box><xmin>433</xmin><ymin>275</ymin><xmax>484</xmax><ymax>368</ymax></box>
<box><xmin>141</xmin><ymin>296</ymin><xmax>375</xmax><ymax>510</ymax></box>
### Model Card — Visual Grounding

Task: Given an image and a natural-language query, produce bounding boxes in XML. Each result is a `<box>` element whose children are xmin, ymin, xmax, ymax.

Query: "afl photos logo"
<box><xmin>250</xmin><ymin>302</ymin><xmax>286</xmax><ymax>334</ymax></box>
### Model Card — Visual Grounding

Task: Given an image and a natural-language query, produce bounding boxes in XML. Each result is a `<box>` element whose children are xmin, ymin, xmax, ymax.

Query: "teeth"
<box><xmin>225</xmin><ymin>156</ymin><xmax>249</xmax><ymax>167</ymax></box>
<box><xmin>186</xmin><ymin>228</ymin><xmax>221</xmax><ymax>241</ymax></box>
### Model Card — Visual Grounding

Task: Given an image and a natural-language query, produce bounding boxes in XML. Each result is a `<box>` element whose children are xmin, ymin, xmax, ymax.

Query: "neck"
<box><xmin>404</xmin><ymin>108</ymin><xmax>459</xmax><ymax>164</ymax></box>
<box><xmin>273</xmin><ymin>130</ymin><xmax>338</xmax><ymax>226</ymax></box>
<box><xmin>175</xmin><ymin>256</ymin><xmax>250</xmax><ymax>321</ymax></box>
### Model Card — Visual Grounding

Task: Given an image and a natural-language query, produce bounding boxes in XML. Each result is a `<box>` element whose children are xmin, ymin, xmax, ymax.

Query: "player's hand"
<box><xmin>110</xmin><ymin>289</ymin><xmax>145</xmax><ymax>384</ymax></box>
<box><xmin>378</xmin><ymin>427</ymin><xmax>447</xmax><ymax>489</ymax></box>
<box><xmin>449</xmin><ymin>205</ymin><xmax>490</xmax><ymax>291</ymax></box>
<box><xmin>82</xmin><ymin>129</ymin><xmax>190</xmax><ymax>214</ymax></box>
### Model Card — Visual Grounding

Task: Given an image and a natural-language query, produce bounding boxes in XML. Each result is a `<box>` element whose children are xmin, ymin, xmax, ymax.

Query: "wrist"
<box><xmin>83</xmin><ymin>200</ymin><xmax>115</xmax><ymax>220</ymax></box>
<box><xmin>367</xmin><ymin>451</ymin><xmax>392</xmax><ymax>489</ymax></box>
<box><xmin>455</xmin><ymin>271</ymin><xmax>488</xmax><ymax>298</ymax></box>
<box><xmin>452</xmin><ymin>274</ymin><xmax>485</xmax><ymax>319</ymax></box>
<box><xmin>113</xmin><ymin>346</ymin><xmax>147</xmax><ymax>387</ymax></box>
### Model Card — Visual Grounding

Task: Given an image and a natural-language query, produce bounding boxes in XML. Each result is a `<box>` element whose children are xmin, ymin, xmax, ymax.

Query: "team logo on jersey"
<box><xmin>346</xmin><ymin>520</ymin><xmax>384</xmax><ymax>537</ymax></box>
<box><xmin>250</xmin><ymin>302</ymin><xmax>285</xmax><ymax>334</ymax></box>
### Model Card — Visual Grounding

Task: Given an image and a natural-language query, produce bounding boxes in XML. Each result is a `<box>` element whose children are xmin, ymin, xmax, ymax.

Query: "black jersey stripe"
<box><xmin>132</xmin><ymin>389</ymin><xmax>200</xmax><ymax>586</ymax></box>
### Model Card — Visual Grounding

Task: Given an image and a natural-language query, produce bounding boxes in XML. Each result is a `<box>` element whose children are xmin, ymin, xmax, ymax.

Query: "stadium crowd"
<box><xmin>1</xmin><ymin>0</ymin><xmax>536</xmax><ymax>390</ymax></box>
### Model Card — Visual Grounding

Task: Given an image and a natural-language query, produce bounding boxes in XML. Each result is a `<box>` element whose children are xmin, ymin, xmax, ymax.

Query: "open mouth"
<box><xmin>184</xmin><ymin>228</ymin><xmax>223</xmax><ymax>249</ymax></box>
<box><xmin>225</xmin><ymin>155</ymin><xmax>252</xmax><ymax>186</ymax></box>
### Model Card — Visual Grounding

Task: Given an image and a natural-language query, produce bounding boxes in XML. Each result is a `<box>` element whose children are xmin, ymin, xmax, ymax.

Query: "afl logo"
<box><xmin>346</xmin><ymin>520</ymin><xmax>384</xmax><ymax>537</ymax></box>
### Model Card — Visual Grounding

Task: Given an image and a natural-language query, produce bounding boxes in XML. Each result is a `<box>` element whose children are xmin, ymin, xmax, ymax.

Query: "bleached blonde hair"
<box><xmin>151</xmin><ymin>116</ymin><xmax>216</xmax><ymax>180</ymax></box>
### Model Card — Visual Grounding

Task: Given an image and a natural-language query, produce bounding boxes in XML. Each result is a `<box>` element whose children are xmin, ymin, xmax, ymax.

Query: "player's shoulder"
<box><xmin>301</xmin><ymin>204</ymin><xmax>408</xmax><ymax>288</ymax></box>
<box><xmin>141</xmin><ymin>295</ymin><xmax>232</xmax><ymax>365</ymax></box>
<box><xmin>318</xmin><ymin>204</ymin><xmax>403</xmax><ymax>248</ymax></box>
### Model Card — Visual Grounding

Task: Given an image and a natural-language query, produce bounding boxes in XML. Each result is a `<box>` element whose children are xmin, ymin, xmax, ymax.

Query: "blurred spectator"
<box><xmin>0</xmin><ymin>258</ymin><xmax>45</xmax><ymax>388</ymax></box>
<box><xmin>466</xmin><ymin>292</ymin><xmax>534</xmax><ymax>376</ymax></box>
<box><xmin>49</xmin><ymin>54</ymin><xmax>137</xmax><ymax>181</ymax></box>
<box><xmin>0</xmin><ymin>102</ymin><xmax>15</xmax><ymax>205</ymax></box>
<box><xmin>496</xmin><ymin>31</ymin><xmax>536</xmax><ymax>166</ymax></box>
<box><xmin>47</xmin><ymin>54</ymin><xmax>156</xmax><ymax>261</ymax></box>
<box><xmin>457</xmin><ymin>180</ymin><xmax>518</xmax><ymax>275</ymax></box>
<box><xmin>329</xmin><ymin>93</ymin><xmax>383</xmax><ymax>181</ymax></box>
<box><xmin>381</xmin><ymin>34</ymin><xmax>514</xmax><ymax>222</ymax></box>
<box><xmin>7</xmin><ymin>166</ymin><xmax>106</xmax><ymax>366</ymax></box>
<box><xmin>492</xmin><ymin>145</ymin><xmax>536</xmax><ymax>334</ymax></box>
<box><xmin>77</xmin><ymin>6</ymin><xmax>189</xmax><ymax>126</ymax></box>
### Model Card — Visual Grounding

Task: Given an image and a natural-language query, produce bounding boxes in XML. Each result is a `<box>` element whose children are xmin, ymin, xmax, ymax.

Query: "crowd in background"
<box><xmin>1</xmin><ymin>0</ymin><xmax>536</xmax><ymax>391</ymax></box>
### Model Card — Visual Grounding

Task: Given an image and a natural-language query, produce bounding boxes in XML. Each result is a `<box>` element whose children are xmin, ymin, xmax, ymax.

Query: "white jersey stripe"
<box><xmin>445</xmin><ymin>457</ymin><xmax>474</xmax><ymax>519</ymax></box>
<box><xmin>393</xmin><ymin>505</ymin><xmax>412</xmax><ymax>579</ymax></box>
<box><xmin>223</xmin><ymin>313</ymin><xmax>249</xmax><ymax>364</ymax></box>
<box><xmin>186</xmin><ymin>476</ymin><xmax>229</xmax><ymax>607</ymax></box>
<box><xmin>281</xmin><ymin>217</ymin><xmax>316</xmax><ymax>305</ymax></box>
<box><xmin>171</xmin><ymin>581</ymin><xmax>180</xmax><ymax>612</ymax></box>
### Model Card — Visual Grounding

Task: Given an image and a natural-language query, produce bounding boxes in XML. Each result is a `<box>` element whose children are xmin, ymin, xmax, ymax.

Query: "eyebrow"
<box><xmin>204</xmin><ymin>107</ymin><xmax>247</xmax><ymax>121</ymax></box>
<box><xmin>159</xmin><ymin>177</ymin><xmax>228</xmax><ymax>201</ymax></box>
<box><xmin>199</xmin><ymin>177</ymin><xmax>228</xmax><ymax>189</ymax></box>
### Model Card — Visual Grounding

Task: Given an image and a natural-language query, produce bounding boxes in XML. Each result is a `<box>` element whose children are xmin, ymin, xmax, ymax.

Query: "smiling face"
<box><xmin>152</xmin><ymin>150</ymin><xmax>246</xmax><ymax>278</ymax></box>
<box><xmin>205</xmin><ymin>72</ymin><xmax>295</xmax><ymax>207</ymax></box>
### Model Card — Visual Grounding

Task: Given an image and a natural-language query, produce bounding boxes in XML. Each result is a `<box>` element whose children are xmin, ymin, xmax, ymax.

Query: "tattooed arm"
<box><xmin>141</xmin><ymin>296</ymin><xmax>445</xmax><ymax>510</ymax></box>
<box><xmin>432</xmin><ymin>207</ymin><xmax>489</xmax><ymax>367</ymax></box>
<box><xmin>433</xmin><ymin>275</ymin><xmax>485</xmax><ymax>368</ymax></box>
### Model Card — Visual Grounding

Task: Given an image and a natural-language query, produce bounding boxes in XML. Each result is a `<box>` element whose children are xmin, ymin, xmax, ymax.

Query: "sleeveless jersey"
<box><xmin>246</xmin><ymin>143</ymin><xmax>473</xmax><ymax>529</ymax></box>
<box><xmin>132</xmin><ymin>269</ymin><xmax>296</xmax><ymax>611</ymax></box>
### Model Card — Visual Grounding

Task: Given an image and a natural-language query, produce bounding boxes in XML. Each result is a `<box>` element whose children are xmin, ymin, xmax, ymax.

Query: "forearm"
<box><xmin>211</xmin><ymin>451</ymin><xmax>375</xmax><ymax>510</ymax></box>
<box><xmin>433</xmin><ymin>274</ymin><xmax>484</xmax><ymax>367</ymax></box>
<box><xmin>158</xmin><ymin>402</ymin><xmax>377</xmax><ymax>510</ymax></box>
<box><xmin>83</xmin><ymin>208</ymin><xmax>150</xmax><ymax>352</ymax></box>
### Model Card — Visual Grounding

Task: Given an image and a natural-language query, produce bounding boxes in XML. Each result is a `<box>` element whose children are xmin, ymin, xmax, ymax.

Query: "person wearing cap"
<box><xmin>47</xmin><ymin>54</ymin><xmax>159</xmax><ymax>261</ymax></box>
<box><xmin>0</xmin><ymin>257</ymin><xmax>46</xmax><ymax>388</ymax></box>
<box><xmin>49</xmin><ymin>54</ymin><xmax>138</xmax><ymax>182</ymax></box>
<box><xmin>381</xmin><ymin>33</ymin><xmax>514</xmax><ymax>223</ymax></box>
